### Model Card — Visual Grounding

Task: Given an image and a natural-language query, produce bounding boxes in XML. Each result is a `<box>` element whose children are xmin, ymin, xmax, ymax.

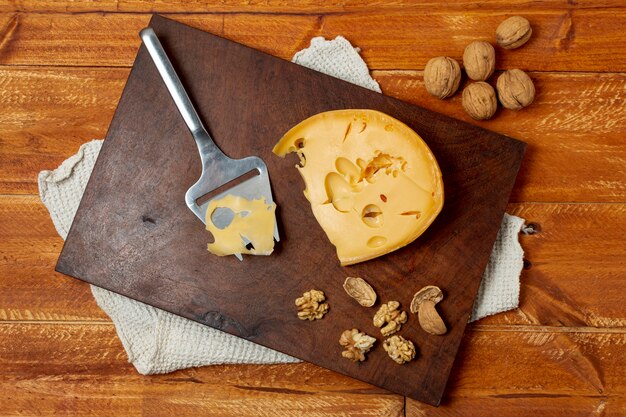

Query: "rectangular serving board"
<box><xmin>56</xmin><ymin>15</ymin><xmax>526</xmax><ymax>406</ymax></box>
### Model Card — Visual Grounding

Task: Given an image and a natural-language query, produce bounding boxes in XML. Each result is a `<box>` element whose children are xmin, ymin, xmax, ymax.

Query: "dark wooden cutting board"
<box><xmin>56</xmin><ymin>15</ymin><xmax>525</xmax><ymax>406</ymax></box>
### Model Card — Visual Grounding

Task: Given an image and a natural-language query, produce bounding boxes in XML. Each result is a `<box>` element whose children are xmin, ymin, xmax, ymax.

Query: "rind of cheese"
<box><xmin>273</xmin><ymin>109</ymin><xmax>444</xmax><ymax>266</ymax></box>
<box><xmin>205</xmin><ymin>195</ymin><xmax>276</xmax><ymax>257</ymax></box>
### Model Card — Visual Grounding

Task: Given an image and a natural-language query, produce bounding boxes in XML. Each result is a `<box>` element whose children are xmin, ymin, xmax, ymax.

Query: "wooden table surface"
<box><xmin>0</xmin><ymin>1</ymin><xmax>624</xmax><ymax>416</ymax></box>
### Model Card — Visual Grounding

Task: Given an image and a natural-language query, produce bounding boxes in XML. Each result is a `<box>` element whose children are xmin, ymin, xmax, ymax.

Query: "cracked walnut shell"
<box><xmin>496</xmin><ymin>69</ymin><xmax>535</xmax><ymax>110</ymax></box>
<box><xmin>339</xmin><ymin>329</ymin><xmax>377</xmax><ymax>362</ymax></box>
<box><xmin>496</xmin><ymin>16</ymin><xmax>532</xmax><ymax>50</ymax></box>
<box><xmin>462</xmin><ymin>82</ymin><xmax>497</xmax><ymax>120</ymax></box>
<box><xmin>424</xmin><ymin>56</ymin><xmax>461</xmax><ymax>99</ymax></box>
<box><xmin>383</xmin><ymin>335</ymin><xmax>416</xmax><ymax>364</ymax></box>
<box><xmin>295</xmin><ymin>289</ymin><xmax>329</xmax><ymax>320</ymax></box>
<box><xmin>373</xmin><ymin>301</ymin><xmax>407</xmax><ymax>336</ymax></box>
<box><xmin>343</xmin><ymin>277</ymin><xmax>377</xmax><ymax>307</ymax></box>
<box><xmin>463</xmin><ymin>41</ymin><xmax>496</xmax><ymax>81</ymax></box>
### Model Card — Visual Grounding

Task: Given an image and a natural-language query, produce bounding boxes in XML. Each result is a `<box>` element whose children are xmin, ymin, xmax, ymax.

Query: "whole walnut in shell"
<box><xmin>462</xmin><ymin>82</ymin><xmax>497</xmax><ymax>120</ymax></box>
<box><xmin>496</xmin><ymin>69</ymin><xmax>535</xmax><ymax>110</ymax></box>
<box><xmin>496</xmin><ymin>16</ymin><xmax>532</xmax><ymax>49</ymax></box>
<box><xmin>424</xmin><ymin>56</ymin><xmax>461</xmax><ymax>99</ymax></box>
<box><xmin>463</xmin><ymin>41</ymin><xmax>495</xmax><ymax>81</ymax></box>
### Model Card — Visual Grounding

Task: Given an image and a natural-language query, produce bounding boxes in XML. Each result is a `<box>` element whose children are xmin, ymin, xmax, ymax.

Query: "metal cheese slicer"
<box><xmin>140</xmin><ymin>28</ymin><xmax>279</xmax><ymax>260</ymax></box>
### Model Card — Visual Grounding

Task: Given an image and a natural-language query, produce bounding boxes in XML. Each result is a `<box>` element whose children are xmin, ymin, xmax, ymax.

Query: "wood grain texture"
<box><xmin>408</xmin><ymin>326</ymin><xmax>626</xmax><ymax>415</ymax></box>
<box><xmin>54</xmin><ymin>15</ymin><xmax>525</xmax><ymax>405</ymax></box>
<box><xmin>2</xmin><ymin>67</ymin><xmax>624</xmax><ymax>202</ymax></box>
<box><xmin>480</xmin><ymin>203</ymin><xmax>626</xmax><ymax>328</ymax></box>
<box><xmin>3</xmin><ymin>196</ymin><xmax>624</xmax><ymax>328</ymax></box>
<box><xmin>0</xmin><ymin>323</ymin><xmax>403</xmax><ymax>417</ymax></box>
<box><xmin>1</xmin><ymin>1</ymin><xmax>624</xmax><ymax>414</ymax></box>
<box><xmin>3</xmin><ymin>0</ymin><xmax>626</xmax><ymax>13</ymax></box>
<box><xmin>2</xmin><ymin>322</ymin><xmax>625</xmax><ymax>415</ymax></box>
<box><xmin>0</xmin><ymin>196</ymin><xmax>107</xmax><ymax>321</ymax></box>
<box><xmin>2</xmin><ymin>10</ymin><xmax>626</xmax><ymax>71</ymax></box>
<box><xmin>0</xmin><ymin>67</ymin><xmax>125</xmax><ymax>194</ymax></box>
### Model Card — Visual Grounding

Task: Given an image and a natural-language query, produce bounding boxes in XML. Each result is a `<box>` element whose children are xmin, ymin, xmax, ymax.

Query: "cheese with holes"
<box><xmin>205</xmin><ymin>195</ymin><xmax>276</xmax><ymax>257</ymax></box>
<box><xmin>273</xmin><ymin>109</ymin><xmax>444</xmax><ymax>266</ymax></box>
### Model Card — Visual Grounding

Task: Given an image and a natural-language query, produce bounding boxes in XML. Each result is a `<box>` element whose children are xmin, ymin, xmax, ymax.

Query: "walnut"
<box><xmin>423</xmin><ymin>56</ymin><xmax>461</xmax><ymax>99</ymax></box>
<box><xmin>343</xmin><ymin>277</ymin><xmax>377</xmax><ymax>307</ymax></box>
<box><xmin>462</xmin><ymin>82</ymin><xmax>497</xmax><ymax>120</ymax></box>
<box><xmin>463</xmin><ymin>41</ymin><xmax>496</xmax><ymax>81</ymax></box>
<box><xmin>496</xmin><ymin>69</ymin><xmax>535</xmax><ymax>110</ymax></box>
<box><xmin>383</xmin><ymin>335</ymin><xmax>416</xmax><ymax>364</ymax></box>
<box><xmin>410</xmin><ymin>286</ymin><xmax>447</xmax><ymax>335</ymax></box>
<box><xmin>339</xmin><ymin>329</ymin><xmax>377</xmax><ymax>362</ymax></box>
<box><xmin>295</xmin><ymin>289</ymin><xmax>329</xmax><ymax>320</ymax></box>
<box><xmin>373</xmin><ymin>301</ymin><xmax>407</xmax><ymax>336</ymax></box>
<box><xmin>496</xmin><ymin>16</ymin><xmax>532</xmax><ymax>50</ymax></box>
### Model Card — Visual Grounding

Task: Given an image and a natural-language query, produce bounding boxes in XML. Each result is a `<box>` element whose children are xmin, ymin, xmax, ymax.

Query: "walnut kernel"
<box><xmin>496</xmin><ymin>69</ymin><xmax>535</xmax><ymax>110</ymax></box>
<box><xmin>295</xmin><ymin>289</ymin><xmax>329</xmax><ymax>320</ymax></box>
<box><xmin>496</xmin><ymin>16</ymin><xmax>532</xmax><ymax>50</ymax></box>
<box><xmin>339</xmin><ymin>329</ymin><xmax>377</xmax><ymax>362</ymax></box>
<box><xmin>423</xmin><ymin>56</ymin><xmax>462</xmax><ymax>99</ymax></box>
<box><xmin>373</xmin><ymin>301</ymin><xmax>407</xmax><ymax>336</ymax></box>
<box><xmin>343</xmin><ymin>277</ymin><xmax>377</xmax><ymax>307</ymax></box>
<box><xmin>463</xmin><ymin>41</ymin><xmax>496</xmax><ymax>81</ymax></box>
<box><xmin>383</xmin><ymin>335</ymin><xmax>416</xmax><ymax>364</ymax></box>
<box><xmin>462</xmin><ymin>82</ymin><xmax>497</xmax><ymax>120</ymax></box>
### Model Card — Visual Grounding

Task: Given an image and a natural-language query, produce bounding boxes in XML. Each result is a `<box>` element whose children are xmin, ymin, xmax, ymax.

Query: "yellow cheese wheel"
<box><xmin>273</xmin><ymin>109</ymin><xmax>444</xmax><ymax>266</ymax></box>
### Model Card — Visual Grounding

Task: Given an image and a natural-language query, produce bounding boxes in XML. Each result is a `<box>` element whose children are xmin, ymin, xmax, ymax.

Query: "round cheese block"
<box><xmin>273</xmin><ymin>109</ymin><xmax>444</xmax><ymax>266</ymax></box>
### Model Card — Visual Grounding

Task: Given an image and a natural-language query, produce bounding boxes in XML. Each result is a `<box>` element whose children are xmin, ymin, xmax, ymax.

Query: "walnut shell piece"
<box><xmin>496</xmin><ymin>69</ymin><xmax>535</xmax><ymax>110</ymax></box>
<box><xmin>462</xmin><ymin>82</ymin><xmax>497</xmax><ymax>120</ymax></box>
<box><xmin>410</xmin><ymin>286</ymin><xmax>447</xmax><ymax>335</ymax></box>
<box><xmin>373</xmin><ymin>301</ymin><xmax>407</xmax><ymax>336</ymax></box>
<box><xmin>295</xmin><ymin>289</ymin><xmax>329</xmax><ymax>320</ymax></box>
<box><xmin>496</xmin><ymin>16</ymin><xmax>532</xmax><ymax>50</ymax></box>
<box><xmin>383</xmin><ymin>335</ymin><xmax>416</xmax><ymax>364</ymax></box>
<box><xmin>343</xmin><ymin>277</ymin><xmax>377</xmax><ymax>307</ymax></box>
<box><xmin>339</xmin><ymin>329</ymin><xmax>377</xmax><ymax>362</ymax></box>
<box><xmin>463</xmin><ymin>41</ymin><xmax>496</xmax><ymax>81</ymax></box>
<box><xmin>423</xmin><ymin>56</ymin><xmax>462</xmax><ymax>99</ymax></box>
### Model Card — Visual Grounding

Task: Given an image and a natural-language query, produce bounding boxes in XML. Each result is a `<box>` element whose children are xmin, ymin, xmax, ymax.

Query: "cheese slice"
<box><xmin>205</xmin><ymin>195</ymin><xmax>276</xmax><ymax>257</ymax></box>
<box><xmin>273</xmin><ymin>109</ymin><xmax>444</xmax><ymax>266</ymax></box>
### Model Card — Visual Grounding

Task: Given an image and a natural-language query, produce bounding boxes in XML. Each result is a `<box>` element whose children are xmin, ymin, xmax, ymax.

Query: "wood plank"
<box><xmin>2</xmin><ymin>11</ymin><xmax>626</xmax><ymax>71</ymax></box>
<box><xmin>2</xmin><ymin>67</ymin><xmax>624</xmax><ymax>201</ymax></box>
<box><xmin>407</xmin><ymin>326</ymin><xmax>626</xmax><ymax>414</ymax></box>
<box><xmin>321</xmin><ymin>9</ymin><xmax>626</xmax><ymax>71</ymax></box>
<box><xmin>1</xmin><ymin>322</ymin><xmax>625</xmax><ymax>415</ymax></box>
<box><xmin>2</xmin><ymin>0</ymin><xmax>626</xmax><ymax>13</ymax></box>
<box><xmin>2</xmin><ymin>197</ymin><xmax>625</xmax><ymax>329</ymax></box>
<box><xmin>0</xmin><ymin>67</ymin><xmax>126</xmax><ymax>194</ymax></box>
<box><xmin>0</xmin><ymin>323</ymin><xmax>403</xmax><ymax>417</ymax></box>
<box><xmin>408</xmin><ymin>394</ymin><xmax>626</xmax><ymax>416</ymax></box>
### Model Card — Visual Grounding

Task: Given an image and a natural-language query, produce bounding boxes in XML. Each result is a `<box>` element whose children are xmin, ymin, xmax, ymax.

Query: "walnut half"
<box><xmin>373</xmin><ymin>301</ymin><xmax>407</xmax><ymax>336</ymax></box>
<box><xmin>383</xmin><ymin>335</ymin><xmax>416</xmax><ymax>364</ymax></box>
<box><xmin>339</xmin><ymin>329</ymin><xmax>377</xmax><ymax>362</ymax></box>
<box><xmin>343</xmin><ymin>276</ymin><xmax>377</xmax><ymax>307</ymax></box>
<box><xmin>295</xmin><ymin>289</ymin><xmax>329</xmax><ymax>320</ymax></box>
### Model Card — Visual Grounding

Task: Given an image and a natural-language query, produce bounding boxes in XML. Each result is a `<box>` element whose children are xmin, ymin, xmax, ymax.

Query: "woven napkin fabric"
<box><xmin>38</xmin><ymin>36</ymin><xmax>525</xmax><ymax>375</ymax></box>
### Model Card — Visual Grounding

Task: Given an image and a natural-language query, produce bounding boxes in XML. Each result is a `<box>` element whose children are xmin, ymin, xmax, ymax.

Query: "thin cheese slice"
<box><xmin>273</xmin><ymin>109</ymin><xmax>444</xmax><ymax>266</ymax></box>
<box><xmin>205</xmin><ymin>195</ymin><xmax>276</xmax><ymax>257</ymax></box>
